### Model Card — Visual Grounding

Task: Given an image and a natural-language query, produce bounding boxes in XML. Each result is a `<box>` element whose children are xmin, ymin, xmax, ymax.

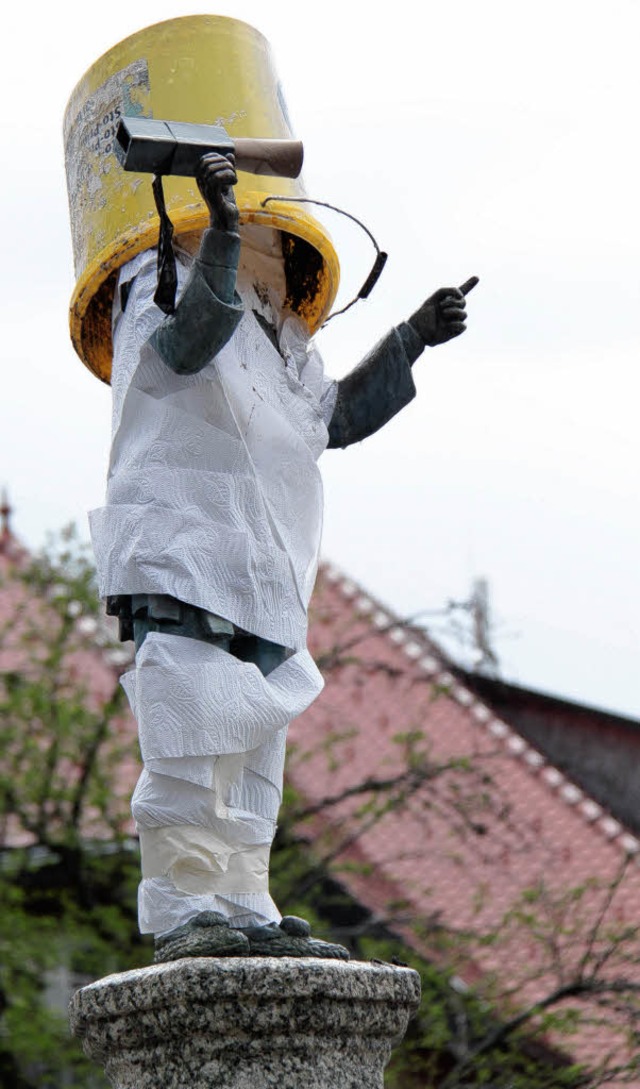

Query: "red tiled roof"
<box><xmin>289</xmin><ymin>565</ymin><xmax>640</xmax><ymax>1081</ymax></box>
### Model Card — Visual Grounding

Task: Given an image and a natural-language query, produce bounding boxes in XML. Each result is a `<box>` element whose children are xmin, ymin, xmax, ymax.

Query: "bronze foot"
<box><xmin>154</xmin><ymin>910</ymin><xmax>250</xmax><ymax>963</ymax></box>
<box><xmin>154</xmin><ymin>911</ymin><xmax>349</xmax><ymax>962</ymax></box>
<box><xmin>241</xmin><ymin>916</ymin><xmax>350</xmax><ymax>960</ymax></box>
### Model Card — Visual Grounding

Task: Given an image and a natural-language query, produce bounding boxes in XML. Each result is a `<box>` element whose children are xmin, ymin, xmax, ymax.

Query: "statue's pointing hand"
<box><xmin>197</xmin><ymin>152</ymin><xmax>239</xmax><ymax>234</ymax></box>
<box><xmin>409</xmin><ymin>276</ymin><xmax>479</xmax><ymax>348</ymax></box>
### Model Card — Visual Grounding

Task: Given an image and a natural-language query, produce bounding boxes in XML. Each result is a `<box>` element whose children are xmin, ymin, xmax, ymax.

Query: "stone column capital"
<box><xmin>70</xmin><ymin>956</ymin><xmax>421</xmax><ymax>1088</ymax></box>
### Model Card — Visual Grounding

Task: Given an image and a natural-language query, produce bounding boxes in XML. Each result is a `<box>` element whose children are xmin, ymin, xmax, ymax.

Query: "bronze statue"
<box><xmin>65</xmin><ymin>16</ymin><xmax>476</xmax><ymax>962</ymax></box>
<box><xmin>97</xmin><ymin>151</ymin><xmax>475</xmax><ymax>961</ymax></box>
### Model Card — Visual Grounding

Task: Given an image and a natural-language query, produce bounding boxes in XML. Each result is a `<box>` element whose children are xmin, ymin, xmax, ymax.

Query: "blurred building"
<box><xmin>2</xmin><ymin>511</ymin><xmax>639</xmax><ymax>1084</ymax></box>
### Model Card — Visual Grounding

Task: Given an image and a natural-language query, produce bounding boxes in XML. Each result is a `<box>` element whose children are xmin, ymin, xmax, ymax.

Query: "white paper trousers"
<box><xmin>121</xmin><ymin>632</ymin><xmax>324</xmax><ymax>936</ymax></box>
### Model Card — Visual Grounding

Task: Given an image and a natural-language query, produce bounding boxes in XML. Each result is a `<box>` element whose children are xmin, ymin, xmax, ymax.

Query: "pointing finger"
<box><xmin>459</xmin><ymin>275</ymin><xmax>479</xmax><ymax>296</ymax></box>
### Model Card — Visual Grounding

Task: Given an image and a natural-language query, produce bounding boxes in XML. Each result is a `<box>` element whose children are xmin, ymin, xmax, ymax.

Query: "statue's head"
<box><xmin>64</xmin><ymin>15</ymin><xmax>340</xmax><ymax>383</ymax></box>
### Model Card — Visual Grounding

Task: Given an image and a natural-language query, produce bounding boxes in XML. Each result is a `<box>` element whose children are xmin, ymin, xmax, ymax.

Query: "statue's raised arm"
<box><xmin>328</xmin><ymin>278</ymin><xmax>477</xmax><ymax>448</ymax></box>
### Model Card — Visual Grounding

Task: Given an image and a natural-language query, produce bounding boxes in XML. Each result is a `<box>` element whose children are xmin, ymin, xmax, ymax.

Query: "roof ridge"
<box><xmin>320</xmin><ymin>561</ymin><xmax>640</xmax><ymax>863</ymax></box>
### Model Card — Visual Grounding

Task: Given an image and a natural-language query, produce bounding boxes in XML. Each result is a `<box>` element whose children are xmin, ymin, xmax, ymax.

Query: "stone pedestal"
<box><xmin>69</xmin><ymin>957</ymin><xmax>421</xmax><ymax>1089</ymax></box>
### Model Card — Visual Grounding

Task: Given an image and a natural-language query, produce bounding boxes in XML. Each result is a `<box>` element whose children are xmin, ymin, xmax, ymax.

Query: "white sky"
<box><xmin>2</xmin><ymin>0</ymin><xmax>639</xmax><ymax>716</ymax></box>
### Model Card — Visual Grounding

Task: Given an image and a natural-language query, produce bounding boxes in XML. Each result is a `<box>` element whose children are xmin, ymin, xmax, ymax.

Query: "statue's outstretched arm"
<box><xmin>150</xmin><ymin>154</ymin><xmax>244</xmax><ymax>374</ymax></box>
<box><xmin>327</xmin><ymin>283</ymin><xmax>474</xmax><ymax>449</ymax></box>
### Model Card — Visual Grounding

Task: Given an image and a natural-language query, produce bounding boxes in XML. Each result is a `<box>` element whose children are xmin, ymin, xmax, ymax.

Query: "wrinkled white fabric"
<box><xmin>92</xmin><ymin>239</ymin><xmax>335</xmax><ymax>935</ymax></box>
<box><xmin>90</xmin><ymin>245</ymin><xmax>337</xmax><ymax>650</ymax></box>
<box><xmin>138</xmin><ymin>876</ymin><xmax>273</xmax><ymax>935</ymax></box>
<box><xmin>126</xmin><ymin>633</ymin><xmax>323</xmax><ymax>935</ymax></box>
<box><xmin>134</xmin><ymin>762</ymin><xmax>284</xmax><ymax>932</ymax></box>
<box><xmin>122</xmin><ymin>633</ymin><xmax>322</xmax><ymax>777</ymax></box>
<box><xmin>140</xmin><ymin>828</ymin><xmax>270</xmax><ymax>895</ymax></box>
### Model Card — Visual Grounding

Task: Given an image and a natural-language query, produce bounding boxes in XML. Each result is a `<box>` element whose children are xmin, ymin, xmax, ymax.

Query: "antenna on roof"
<box><xmin>448</xmin><ymin>578</ymin><xmax>499</xmax><ymax>676</ymax></box>
<box><xmin>469</xmin><ymin>578</ymin><xmax>499</xmax><ymax>675</ymax></box>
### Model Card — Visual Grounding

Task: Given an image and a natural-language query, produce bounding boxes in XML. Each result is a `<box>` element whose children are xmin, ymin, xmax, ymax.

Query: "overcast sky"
<box><xmin>2</xmin><ymin>0</ymin><xmax>639</xmax><ymax>716</ymax></box>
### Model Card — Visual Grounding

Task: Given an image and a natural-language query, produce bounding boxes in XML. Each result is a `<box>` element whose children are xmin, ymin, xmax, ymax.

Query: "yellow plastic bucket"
<box><xmin>64</xmin><ymin>15</ymin><xmax>340</xmax><ymax>383</ymax></box>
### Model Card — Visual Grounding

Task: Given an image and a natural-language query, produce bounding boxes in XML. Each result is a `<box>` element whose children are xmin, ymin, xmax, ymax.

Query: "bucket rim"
<box><xmin>69</xmin><ymin>198</ymin><xmax>341</xmax><ymax>383</ymax></box>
